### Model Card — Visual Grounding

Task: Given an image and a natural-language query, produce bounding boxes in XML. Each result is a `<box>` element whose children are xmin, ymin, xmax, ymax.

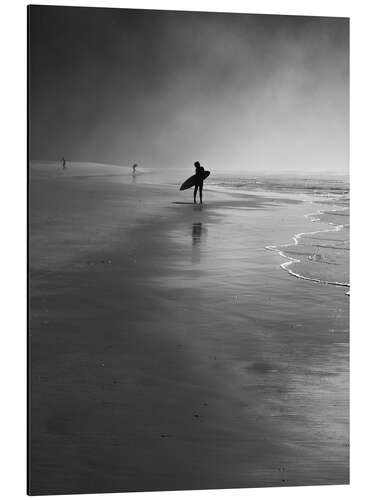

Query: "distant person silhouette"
<box><xmin>132</xmin><ymin>163</ymin><xmax>138</xmax><ymax>174</ymax></box>
<box><xmin>194</xmin><ymin>161</ymin><xmax>205</xmax><ymax>204</ymax></box>
<box><xmin>62</xmin><ymin>157</ymin><xmax>66</xmax><ymax>169</ymax></box>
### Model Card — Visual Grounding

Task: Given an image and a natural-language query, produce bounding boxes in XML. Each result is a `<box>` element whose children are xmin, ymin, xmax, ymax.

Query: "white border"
<box><xmin>1</xmin><ymin>1</ymin><xmax>374</xmax><ymax>499</ymax></box>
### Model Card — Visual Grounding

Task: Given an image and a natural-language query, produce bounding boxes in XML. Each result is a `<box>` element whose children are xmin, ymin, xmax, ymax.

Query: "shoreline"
<box><xmin>266</xmin><ymin>203</ymin><xmax>349</xmax><ymax>290</ymax></box>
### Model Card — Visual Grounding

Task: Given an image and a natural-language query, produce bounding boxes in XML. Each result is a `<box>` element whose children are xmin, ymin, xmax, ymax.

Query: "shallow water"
<box><xmin>205</xmin><ymin>173</ymin><xmax>349</xmax><ymax>290</ymax></box>
<box><xmin>268</xmin><ymin>203</ymin><xmax>349</xmax><ymax>288</ymax></box>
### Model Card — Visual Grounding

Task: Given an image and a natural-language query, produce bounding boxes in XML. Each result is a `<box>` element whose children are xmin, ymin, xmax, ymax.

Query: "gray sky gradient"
<box><xmin>29</xmin><ymin>7</ymin><xmax>349</xmax><ymax>173</ymax></box>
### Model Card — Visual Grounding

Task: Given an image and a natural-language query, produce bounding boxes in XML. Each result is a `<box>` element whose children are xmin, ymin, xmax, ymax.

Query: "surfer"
<box><xmin>194</xmin><ymin>161</ymin><xmax>205</xmax><ymax>204</ymax></box>
<box><xmin>132</xmin><ymin>163</ymin><xmax>138</xmax><ymax>174</ymax></box>
<box><xmin>62</xmin><ymin>157</ymin><xmax>66</xmax><ymax>169</ymax></box>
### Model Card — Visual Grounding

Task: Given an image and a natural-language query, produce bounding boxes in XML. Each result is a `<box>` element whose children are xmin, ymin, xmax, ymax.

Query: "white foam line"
<box><xmin>266</xmin><ymin>204</ymin><xmax>350</xmax><ymax>290</ymax></box>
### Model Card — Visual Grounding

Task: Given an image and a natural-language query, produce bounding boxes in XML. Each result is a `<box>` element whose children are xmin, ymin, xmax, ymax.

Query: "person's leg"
<box><xmin>194</xmin><ymin>184</ymin><xmax>198</xmax><ymax>203</ymax></box>
<box><xmin>199</xmin><ymin>182</ymin><xmax>203</xmax><ymax>203</ymax></box>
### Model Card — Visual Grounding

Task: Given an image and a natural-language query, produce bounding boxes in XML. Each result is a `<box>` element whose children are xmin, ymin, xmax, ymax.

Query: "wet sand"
<box><xmin>28</xmin><ymin>163</ymin><xmax>349</xmax><ymax>495</ymax></box>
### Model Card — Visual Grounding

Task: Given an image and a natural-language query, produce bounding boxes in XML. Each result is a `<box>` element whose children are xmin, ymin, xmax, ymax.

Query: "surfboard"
<box><xmin>179</xmin><ymin>171</ymin><xmax>210</xmax><ymax>191</ymax></box>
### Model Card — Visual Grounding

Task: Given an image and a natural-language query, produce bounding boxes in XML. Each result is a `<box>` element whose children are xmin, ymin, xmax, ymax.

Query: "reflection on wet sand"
<box><xmin>192</xmin><ymin>222</ymin><xmax>207</xmax><ymax>263</ymax></box>
<box><xmin>192</xmin><ymin>222</ymin><xmax>203</xmax><ymax>245</ymax></box>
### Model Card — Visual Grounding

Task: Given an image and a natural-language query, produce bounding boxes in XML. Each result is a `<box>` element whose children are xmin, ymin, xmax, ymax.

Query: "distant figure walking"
<box><xmin>132</xmin><ymin>163</ymin><xmax>138</xmax><ymax>174</ymax></box>
<box><xmin>62</xmin><ymin>157</ymin><xmax>66</xmax><ymax>169</ymax></box>
<box><xmin>194</xmin><ymin>161</ymin><xmax>205</xmax><ymax>204</ymax></box>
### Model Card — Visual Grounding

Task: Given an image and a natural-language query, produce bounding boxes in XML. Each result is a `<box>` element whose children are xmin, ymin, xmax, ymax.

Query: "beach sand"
<box><xmin>28</xmin><ymin>163</ymin><xmax>349</xmax><ymax>494</ymax></box>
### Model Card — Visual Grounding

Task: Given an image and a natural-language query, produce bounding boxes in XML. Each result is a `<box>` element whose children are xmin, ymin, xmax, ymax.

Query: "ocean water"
<box><xmin>205</xmin><ymin>173</ymin><xmax>350</xmax><ymax>292</ymax></box>
<box><xmin>204</xmin><ymin>173</ymin><xmax>349</xmax><ymax>197</ymax></box>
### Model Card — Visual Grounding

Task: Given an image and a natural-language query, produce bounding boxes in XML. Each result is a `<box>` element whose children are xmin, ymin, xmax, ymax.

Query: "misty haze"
<box><xmin>29</xmin><ymin>7</ymin><xmax>348</xmax><ymax>174</ymax></box>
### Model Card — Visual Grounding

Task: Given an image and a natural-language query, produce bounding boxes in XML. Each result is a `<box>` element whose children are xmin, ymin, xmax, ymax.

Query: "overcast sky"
<box><xmin>29</xmin><ymin>6</ymin><xmax>349</xmax><ymax>174</ymax></box>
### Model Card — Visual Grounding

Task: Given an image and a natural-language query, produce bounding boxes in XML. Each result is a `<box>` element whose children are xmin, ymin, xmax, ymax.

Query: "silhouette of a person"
<box><xmin>194</xmin><ymin>161</ymin><xmax>205</xmax><ymax>204</ymax></box>
<box><xmin>132</xmin><ymin>163</ymin><xmax>138</xmax><ymax>174</ymax></box>
<box><xmin>62</xmin><ymin>157</ymin><xmax>66</xmax><ymax>169</ymax></box>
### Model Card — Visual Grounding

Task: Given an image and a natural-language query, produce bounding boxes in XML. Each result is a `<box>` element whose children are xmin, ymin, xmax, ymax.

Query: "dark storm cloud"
<box><xmin>28</xmin><ymin>6</ymin><xmax>349</xmax><ymax>173</ymax></box>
